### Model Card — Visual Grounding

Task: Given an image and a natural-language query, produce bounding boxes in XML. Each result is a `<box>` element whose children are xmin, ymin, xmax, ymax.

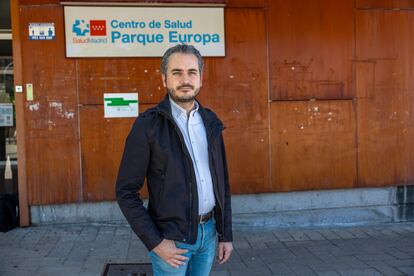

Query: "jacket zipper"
<box><xmin>159</xmin><ymin>111</ymin><xmax>196</xmax><ymax>242</ymax></box>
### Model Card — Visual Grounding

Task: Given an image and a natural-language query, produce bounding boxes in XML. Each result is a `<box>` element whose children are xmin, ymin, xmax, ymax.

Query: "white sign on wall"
<box><xmin>104</xmin><ymin>93</ymin><xmax>139</xmax><ymax>118</ymax></box>
<box><xmin>64</xmin><ymin>6</ymin><xmax>225</xmax><ymax>57</ymax></box>
<box><xmin>29</xmin><ymin>23</ymin><xmax>55</xmax><ymax>40</ymax></box>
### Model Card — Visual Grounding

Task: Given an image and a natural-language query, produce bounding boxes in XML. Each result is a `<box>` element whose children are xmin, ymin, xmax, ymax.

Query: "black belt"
<box><xmin>199</xmin><ymin>210</ymin><xmax>213</xmax><ymax>224</ymax></box>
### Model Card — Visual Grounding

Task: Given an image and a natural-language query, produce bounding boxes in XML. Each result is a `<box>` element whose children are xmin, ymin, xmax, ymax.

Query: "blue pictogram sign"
<box><xmin>72</xmin><ymin>19</ymin><xmax>90</xmax><ymax>36</ymax></box>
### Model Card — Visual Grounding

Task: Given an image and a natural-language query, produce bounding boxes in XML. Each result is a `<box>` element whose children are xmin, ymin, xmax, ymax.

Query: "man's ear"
<box><xmin>162</xmin><ymin>74</ymin><xmax>167</xmax><ymax>87</ymax></box>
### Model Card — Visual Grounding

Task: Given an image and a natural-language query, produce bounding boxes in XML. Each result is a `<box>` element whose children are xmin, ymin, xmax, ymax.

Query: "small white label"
<box><xmin>15</xmin><ymin>86</ymin><xmax>23</xmax><ymax>93</ymax></box>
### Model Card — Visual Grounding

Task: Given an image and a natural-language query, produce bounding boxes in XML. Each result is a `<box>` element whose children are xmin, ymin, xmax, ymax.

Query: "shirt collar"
<box><xmin>169</xmin><ymin>96</ymin><xmax>199</xmax><ymax>120</ymax></box>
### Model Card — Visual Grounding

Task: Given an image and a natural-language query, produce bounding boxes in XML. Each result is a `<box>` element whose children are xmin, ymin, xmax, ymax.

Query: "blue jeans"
<box><xmin>149</xmin><ymin>219</ymin><xmax>217</xmax><ymax>276</ymax></box>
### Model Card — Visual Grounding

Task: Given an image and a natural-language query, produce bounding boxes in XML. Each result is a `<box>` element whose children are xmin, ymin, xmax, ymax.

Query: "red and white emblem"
<box><xmin>90</xmin><ymin>20</ymin><xmax>106</xmax><ymax>36</ymax></box>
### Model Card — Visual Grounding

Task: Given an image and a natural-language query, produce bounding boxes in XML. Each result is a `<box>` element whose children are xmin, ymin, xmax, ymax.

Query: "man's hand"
<box><xmin>217</xmin><ymin>242</ymin><xmax>233</xmax><ymax>264</ymax></box>
<box><xmin>152</xmin><ymin>239</ymin><xmax>188</xmax><ymax>268</ymax></box>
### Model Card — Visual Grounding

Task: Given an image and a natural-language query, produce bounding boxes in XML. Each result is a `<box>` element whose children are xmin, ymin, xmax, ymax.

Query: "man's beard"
<box><xmin>167</xmin><ymin>85</ymin><xmax>201</xmax><ymax>103</ymax></box>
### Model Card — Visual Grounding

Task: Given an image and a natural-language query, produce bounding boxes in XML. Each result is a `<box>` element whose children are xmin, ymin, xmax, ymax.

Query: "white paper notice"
<box><xmin>104</xmin><ymin>93</ymin><xmax>138</xmax><ymax>118</ymax></box>
<box><xmin>0</xmin><ymin>103</ymin><xmax>13</xmax><ymax>127</ymax></box>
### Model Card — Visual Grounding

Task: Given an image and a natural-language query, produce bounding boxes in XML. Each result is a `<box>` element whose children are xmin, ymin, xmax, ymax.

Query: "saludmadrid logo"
<box><xmin>72</xmin><ymin>19</ymin><xmax>108</xmax><ymax>44</ymax></box>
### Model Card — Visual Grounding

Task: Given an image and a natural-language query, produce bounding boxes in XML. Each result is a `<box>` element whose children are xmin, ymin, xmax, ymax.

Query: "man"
<box><xmin>116</xmin><ymin>44</ymin><xmax>233</xmax><ymax>276</ymax></box>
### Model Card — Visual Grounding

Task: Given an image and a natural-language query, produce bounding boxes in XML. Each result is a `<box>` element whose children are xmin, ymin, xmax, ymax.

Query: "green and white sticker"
<box><xmin>104</xmin><ymin>93</ymin><xmax>138</xmax><ymax>118</ymax></box>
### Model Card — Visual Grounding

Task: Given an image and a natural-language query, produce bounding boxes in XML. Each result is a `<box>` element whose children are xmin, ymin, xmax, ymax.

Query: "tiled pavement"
<box><xmin>1</xmin><ymin>222</ymin><xmax>414</xmax><ymax>276</ymax></box>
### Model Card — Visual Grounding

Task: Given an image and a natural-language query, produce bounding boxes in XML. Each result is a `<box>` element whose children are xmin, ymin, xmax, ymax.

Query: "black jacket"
<box><xmin>116</xmin><ymin>96</ymin><xmax>232</xmax><ymax>251</ymax></box>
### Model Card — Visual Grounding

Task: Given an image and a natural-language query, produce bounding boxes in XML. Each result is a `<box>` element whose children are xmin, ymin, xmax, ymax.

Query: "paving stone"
<box><xmin>387</xmin><ymin>225</ymin><xmax>413</xmax><ymax>235</ymax></box>
<box><xmin>308</xmin><ymin>263</ymin><xmax>338</xmax><ymax>272</ymax></box>
<box><xmin>309</xmin><ymin>251</ymin><xmax>338</xmax><ymax>264</ymax></box>
<box><xmin>0</xmin><ymin>268</ymin><xmax>37</xmax><ymax>276</ymax></box>
<box><xmin>246</xmin><ymin>232</ymin><xmax>278</xmax><ymax>243</ymax></box>
<box><xmin>265</xmin><ymin>240</ymin><xmax>286</xmax><ymax>249</ymax></box>
<box><xmin>258</xmin><ymin>248</ymin><xmax>297</xmax><ymax>264</ymax></box>
<box><xmin>235</xmin><ymin>248</ymin><xmax>259</xmax><ymax>258</ymax></box>
<box><xmin>318</xmin><ymin>229</ymin><xmax>343</xmax><ymax>240</ymax></box>
<box><xmin>335</xmin><ymin>256</ymin><xmax>371</xmax><ymax>269</ymax></box>
<box><xmin>306</xmin><ymin>244</ymin><xmax>338</xmax><ymax>254</ymax></box>
<box><xmin>402</xmin><ymin>225</ymin><xmax>414</xmax><ymax>233</ymax></box>
<box><xmin>19</xmin><ymin>229</ymin><xmax>47</xmax><ymax>249</ymax></box>
<box><xmin>114</xmin><ymin>225</ymin><xmax>131</xmax><ymax>235</ymax></box>
<box><xmin>329</xmin><ymin>247</ymin><xmax>362</xmax><ymax>257</ymax></box>
<box><xmin>288</xmin><ymin>264</ymin><xmax>318</xmax><ymax>276</ymax></box>
<box><xmin>306</xmin><ymin>230</ymin><xmax>327</xmax><ymax>241</ymax></box>
<box><xmin>331</xmin><ymin>229</ymin><xmax>356</xmax><ymax>239</ymax></box>
<box><xmin>79</xmin><ymin>271</ymin><xmax>102</xmax><ymax>276</ymax></box>
<box><xmin>267</xmin><ymin>261</ymin><xmax>293</xmax><ymax>274</ymax></box>
<box><xmin>288</xmin><ymin>246</ymin><xmax>316</xmax><ymax>258</ymax></box>
<box><xmin>354</xmin><ymin>253</ymin><xmax>397</xmax><ymax>262</ymax></box>
<box><xmin>380</xmin><ymin>229</ymin><xmax>402</xmax><ymax>239</ymax></box>
<box><xmin>315</xmin><ymin>271</ymin><xmax>341</xmax><ymax>276</ymax></box>
<box><xmin>232</xmin><ymin>232</ymin><xmax>250</xmax><ymax>240</ymax></box>
<box><xmin>345</xmin><ymin>227</ymin><xmax>370</xmax><ymax>239</ymax></box>
<box><xmin>35</xmin><ymin>265</ymin><xmax>82</xmax><ymax>276</ymax></box>
<box><xmin>398</xmin><ymin>266</ymin><xmax>414</xmax><ymax>275</ymax></box>
<box><xmin>11</xmin><ymin>258</ymin><xmax>45</xmax><ymax>272</ymax></box>
<box><xmin>359</xmin><ymin>228</ymin><xmax>387</xmax><ymax>239</ymax></box>
<box><xmin>81</xmin><ymin>264</ymin><xmax>107</xmax><ymax>275</ymax></box>
<box><xmin>248</xmin><ymin>241</ymin><xmax>268</xmax><ymax>249</ymax></box>
<box><xmin>284</xmin><ymin>240</ymin><xmax>317</xmax><ymax>248</ymax></box>
<box><xmin>233</xmin><ymin>239</ymin><xmax>251</xmax><ymax>249</ymax></box>
<box><xmin>210</xmin><ymin>270</ymin><xmax>231</xmax><ymax>276</ymax></box>
<box><xmin>272</xmin><ymin>230</ymin><xmax>294</xmax><ymax>242</ymax></box>
<box><xmin>384</xmin><ymin>247</ymin><xmax>413</xmax><ymax>259</ymax></box>
<box><xmin>78</xmin><ymin>226</ymin><xmax>99</xmax><ymax>242</ymax></box>
<box><xmin>397</xmin><ymin>247</ymin><xmax>414</xmax><ymax>258</ymax></box>
<box><xmin>289</xmin><ymin>230</ymin><xmax>311</xmax><ymax>241</ymax></box>
<box><xmin>228</xmin><ymin>265</ymin><xmax>272</xmax><ymax>276</ymax></box>
<box><xmin>65</xmin><ymin>243</ymin><xmax>91</xmax><ymax>262</ymax></box>
<box><xmin>47</xmin><ymin>241</ymin><xmax>75</xmax><ymax>259</ymax></box>
<box><xmin>385</xmin><ymin>258</ymin><xmax>414</xmax><ymax>267</ymax></box>
<box><xmin>242</xmin><ymin>258</ymin><xmax>268</xmax><ymax>270</ymax></box>
<box><xmin>337</xmin><ymin>268</ymin><xmax>382</xmax><ymax>276</ymax></box>
<box><xmin>365</xmin><ymin>260</ymin><xmax>405</xmax><ymax>276</ymax></box>
<box><xmin>213</xmin><ymin>260</ymin><xmax>247</xmax><ymax>271</ymax></box>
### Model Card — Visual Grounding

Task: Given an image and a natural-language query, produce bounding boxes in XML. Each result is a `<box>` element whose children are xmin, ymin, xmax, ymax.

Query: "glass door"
<box><xmin>0</xmin><ymin>56</ymin><xmax>17</xmax><ymax>195</ymax></box>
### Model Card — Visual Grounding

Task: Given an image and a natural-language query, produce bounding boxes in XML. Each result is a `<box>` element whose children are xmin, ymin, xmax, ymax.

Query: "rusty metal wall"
<box><xmin>15</xmin><ymin>0</ymin><xmax>414</xmax><ymax>205</ymax></box>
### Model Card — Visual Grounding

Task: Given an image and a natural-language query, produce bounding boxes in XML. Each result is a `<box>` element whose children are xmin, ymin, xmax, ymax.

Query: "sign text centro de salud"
<box><xmin>64</xmin><ymin>6</ymin><xmax>225</xmax><ymax>57</ymax></box>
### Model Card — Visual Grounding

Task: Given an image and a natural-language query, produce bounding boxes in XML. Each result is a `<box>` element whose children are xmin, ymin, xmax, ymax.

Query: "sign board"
<box><xmin>104</xmin><ymin>93</ymin><xmax>139</xmax><ymax>118</ymax></box>
<box><xmin>29</xmin><ymin>23</ymin><xmax>55</xmax><ymax>40</ymax></box>
<box><xmin>0</xmin><ymin>103</ymin><xmax>13</xmax><ymax>127</ymax></box>
<box><xmin>64</xmin><ymin>6</ymin><xmax>225</xmax><ymax>57</ymax></box>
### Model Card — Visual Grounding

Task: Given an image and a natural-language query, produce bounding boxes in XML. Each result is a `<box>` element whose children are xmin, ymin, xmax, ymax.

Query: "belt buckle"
<box><xmin>199</xmin><ymin>211</ymin><xmax>212</xmax><ymax>224</ymax></box>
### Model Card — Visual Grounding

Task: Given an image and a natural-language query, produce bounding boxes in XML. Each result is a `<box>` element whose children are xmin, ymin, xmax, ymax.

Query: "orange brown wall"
<box><xmin>13</xmin><ymin>0</ymin><xmax>414</xmax><ymax>207</ymax></box>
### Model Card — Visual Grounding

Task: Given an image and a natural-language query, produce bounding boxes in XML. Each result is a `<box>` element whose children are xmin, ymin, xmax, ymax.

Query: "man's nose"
<box><xmin>181</xmin><ymin>73</ymin><xmax>191</xmax><ymax>84</ymax></box>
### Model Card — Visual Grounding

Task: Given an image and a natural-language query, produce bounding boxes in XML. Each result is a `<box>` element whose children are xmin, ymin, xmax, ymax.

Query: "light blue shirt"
<box><xmin>170</xmin><ymin>97</ymin><xmax>216</xmax><ymax>215</ymax></box>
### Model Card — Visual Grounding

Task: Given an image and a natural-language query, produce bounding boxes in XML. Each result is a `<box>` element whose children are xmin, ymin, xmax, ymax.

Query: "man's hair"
<box><xmin>161</xmin><ymin>44</ymin><xmax>204</xmax><ymax>75</ymax></box>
